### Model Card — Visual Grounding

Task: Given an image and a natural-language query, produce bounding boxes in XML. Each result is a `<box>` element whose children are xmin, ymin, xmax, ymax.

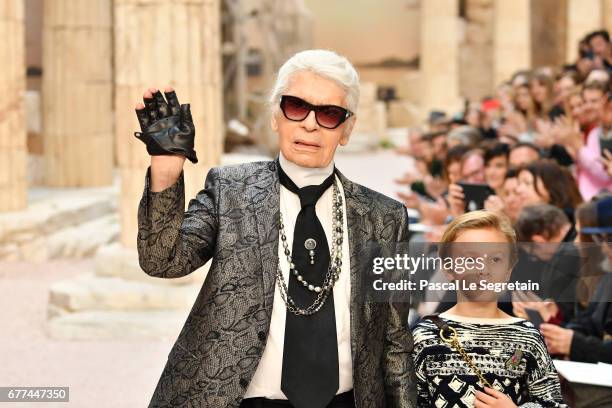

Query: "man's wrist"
<box><xmin>150</xmin><ymin>155</ymin><xmax>186</xmax><ymax>192</ymax></box>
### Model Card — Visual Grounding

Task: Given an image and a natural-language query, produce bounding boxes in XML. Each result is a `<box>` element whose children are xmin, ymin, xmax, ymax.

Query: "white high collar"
<box><xmin>278</xmin><ymin>151</ymin><xmax>334</xmax><ymax>189</ymax></box>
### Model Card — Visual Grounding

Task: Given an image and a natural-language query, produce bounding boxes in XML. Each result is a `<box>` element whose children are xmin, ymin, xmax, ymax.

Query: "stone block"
<box><xmin>94</xmin><ymin>243</ymin><xmax>209</xmax><ymax>285</ymax></box>
<box><xmin>395</xmin><ymin>71</ymin><xmax>422</xmax><ymax>104</ymax></box>
<box><xmin>387</xmin><ymin>100</ymin><xmax>421</xmax><ymax>127</ymax></box>
<box><xmin>0</xmin><ymin>243</ymin><xmax>19</xmax><ymax>261</ymax></box>
<box><xmin>0</xmin><ymin>181</ymin><xmax>118</xmax><ymax>261</ymax></box>
<box><xmin>46</xmin><ymin>310</ymin><xmax>187</xmax><ymax>340</ymax></box>
<box><xmin>48</xmin><ymin>273</ymin><xmax>201</xmax><ymax>312</ymax></box>
<box><xmin>353</xmin><ymin>101</ymin><xmax>387</xmax><ymax>140</ymax></box>
<box><xmin>359</xmin><ymin>82</ymin><xmax>378</xmax><ymax>105</ymax></box>
<box><xmin>47</xmin><ymin>213</ymin><xmax>119</xmax><ymax>258</ymax></box>
<box><xmin>19</xmin><ymin>235</ymin><xmax>48</xmax><ymax>263</ymax></box>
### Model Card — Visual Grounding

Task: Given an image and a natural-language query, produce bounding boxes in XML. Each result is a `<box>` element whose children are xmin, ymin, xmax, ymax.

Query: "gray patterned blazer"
<box><xmin>137</xmin><ymin>159</ymin><xmax>416</xmax><ymax>408</ymax></box>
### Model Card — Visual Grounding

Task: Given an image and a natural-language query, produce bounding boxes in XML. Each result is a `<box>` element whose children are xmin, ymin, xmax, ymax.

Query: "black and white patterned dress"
<box><xmin>412</xmin><ymin>313</ymin><xmax>568</xmax><ymax>408</ymax></box>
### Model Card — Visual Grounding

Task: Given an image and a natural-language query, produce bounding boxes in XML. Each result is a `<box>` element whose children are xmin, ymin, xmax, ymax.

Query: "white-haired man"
<box><xmin>135</xmin><ymin>49</ymin><xmax>416</xmax><ymax>408</ymax></box>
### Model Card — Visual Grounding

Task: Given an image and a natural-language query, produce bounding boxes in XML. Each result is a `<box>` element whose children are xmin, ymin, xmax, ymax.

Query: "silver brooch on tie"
<box><xmin>305</xmin><ymin>238</ymin><xmax>317</xmax><ymax>264</ymax></box>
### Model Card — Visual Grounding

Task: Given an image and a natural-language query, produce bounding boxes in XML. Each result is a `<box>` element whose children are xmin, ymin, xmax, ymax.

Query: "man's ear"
<box><xmin>270</xmin><ymin>113</ymin><xmax>279</xmax><ymax>132</ymax></box>
<box><xmin>339</xmin><ymin>116</ymin><xmax>356</xmax><ymax>146</ymax></box>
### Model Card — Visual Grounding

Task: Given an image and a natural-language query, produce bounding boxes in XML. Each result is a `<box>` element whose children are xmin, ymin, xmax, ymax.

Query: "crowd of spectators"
<box><xmin>398</xmin><ymin>29</ymin><xmax>612</xmax><ymax>377</ymax></box>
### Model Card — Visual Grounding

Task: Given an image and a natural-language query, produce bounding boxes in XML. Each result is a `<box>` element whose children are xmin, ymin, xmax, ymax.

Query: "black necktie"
<box><xmin>278</xmin><ymin>165</ymin><xmax>339</xmax><ymax>408</ymax></box>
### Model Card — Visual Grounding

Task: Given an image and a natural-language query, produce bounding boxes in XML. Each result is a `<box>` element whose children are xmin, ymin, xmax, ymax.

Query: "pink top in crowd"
<box><xmin>576</xmin><ymin>126</ymin><xmax>612</xmax><ymax>201</ymax></box>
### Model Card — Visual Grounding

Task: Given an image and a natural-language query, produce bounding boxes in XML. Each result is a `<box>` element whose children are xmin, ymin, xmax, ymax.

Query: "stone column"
<box><xmin>42</xmin><ymin>0</ymin><xmax>114</xmax><ymax>187</ymax></box>
<box><xmin>566</xmin><ymin>0</ymin><xmax>602</xmax><ymax>62</ymax></box>
<box><xmin>0</xmin><ymin>0</ymin><xmax>27</xmax><ymax>212</ymax></box>
<box><xmin>419</xmin><ymin>0</ymin><xmax>463</xmax><ymax>116</ymax></box>
<box><xmin>459</xmin><ymin>0</ymin><xmax>495</xmax><ymax>102</ymax></box>
<box><xmin>530</xmin><ymin>0</ymin><xmax>567</xmax><ymax>68</ymax></box>
<box><xmin>114</xmin><ymin>0</ymin><xmax>223</xmax><ymax>248</ymax></box>
<box><xmin>45</xmin><ymin>1</ymin><xmax>221</xmax><ymax>339</ymax></box>
<box><xmin>604</xmin><ymin>0</ymin><xmax>612</xmax><ymax>35</ymax></box>
<box><xmin>493</xmin><ymin>0</ymin><xmax>531</xmax><ymax>86</ymax></box>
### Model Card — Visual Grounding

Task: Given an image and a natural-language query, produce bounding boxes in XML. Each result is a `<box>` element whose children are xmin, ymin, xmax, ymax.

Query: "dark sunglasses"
<box><xmin>279</xmin><ymin>95</ymin><xmax>353</xmax><ymax>129</ymax></box>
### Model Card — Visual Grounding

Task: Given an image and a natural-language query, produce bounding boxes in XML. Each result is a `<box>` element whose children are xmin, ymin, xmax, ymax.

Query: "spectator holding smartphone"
<box><xmin>540</xmin><ymin>195</ymin><xmax>612</xmax><ymax>365</ymax></box>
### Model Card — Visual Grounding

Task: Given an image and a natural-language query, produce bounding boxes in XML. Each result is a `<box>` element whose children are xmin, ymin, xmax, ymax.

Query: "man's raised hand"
<box><xmin>134</xmin><ymin>87</ymin><xmax>198</xmax><ymax>164</ymax></box>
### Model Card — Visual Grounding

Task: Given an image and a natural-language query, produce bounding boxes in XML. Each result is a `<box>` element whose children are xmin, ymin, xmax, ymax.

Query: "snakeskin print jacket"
<box><xmin>137</xmin><ymin>159</ymin><xmax>417</xmax><ymax>407</ymax></box>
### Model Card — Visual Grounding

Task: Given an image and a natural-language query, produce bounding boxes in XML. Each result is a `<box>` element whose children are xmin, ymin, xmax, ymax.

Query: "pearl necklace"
<box><xmin>276</xmin><ymin>179</ymin><xmax>344</xmax><ymax>316</ymax></box>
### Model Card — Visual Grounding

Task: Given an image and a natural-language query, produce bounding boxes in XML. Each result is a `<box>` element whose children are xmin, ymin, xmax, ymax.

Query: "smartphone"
<box><xmin>457</xmin><ymin>182</ymin><xmax>495</xmax><ymax>212</ymax></box>
<box><xmin>524</xmin><ymin>308</ymin><xmax>544</xmax><ymax>330</ymax></box>
<box><xmin>600</xmin><ymin>131</ymin><xmax>612</xmax><ymax>157</ymax></box>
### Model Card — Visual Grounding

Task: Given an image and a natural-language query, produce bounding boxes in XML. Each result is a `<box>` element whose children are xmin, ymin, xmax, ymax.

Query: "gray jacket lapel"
<box><xmin>336</xmin><ymin>170</ymin><xmax>369</xmax><ymax>367</ymax></box>
<box><xmin>253</xmin><ymin>161</ymin><xmax>280</xmax><ymax>316</ymax></box>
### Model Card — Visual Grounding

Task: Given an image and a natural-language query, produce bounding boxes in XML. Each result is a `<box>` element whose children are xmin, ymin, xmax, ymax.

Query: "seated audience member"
<box><xmin>575</xmin><ymin>193</ymin><xmax>612</xmax><ymax>313</ymax></box>
<box><xmin>463</xmin><ymin>102</ymin><xmax>482</xmax><ymax>129</ymax></box>
<box><xmin>464</xmin><ymin>101</ymin><xmax>497</xmax><ymax>140</ymax></box>
<box><xmin>547</xmin><ymin>89</ymin><xmax>588</xmax><ymax>168</ymax></box>
<box><xmin>530</xmin><ymin>71</ymin><xmax>555</xmax><ymax>118</ymax></box>
<box><xmin>513</xmin><ymin>204</ymin><xmax>580</xmax><ymax>325</ymax></box>
<box><xmin>396</xmin><ymin>144</ymin><xmax>466</xmax><ymax>225</ymax></box>
<box><xmin>586</xmin><ymin>29</ymin><xmax>612</xmax><ymax>73</ymax></box>
<box><xmin>586</xmin><ymin>68</ymin><xmax>610</xmax><ymax>85</ymax></box>
<box><xmin>562</xmin><ymin>86</ymin><xmax>586</xmax><ymax>126</ymax></box>
<box><xmin>428</xmin><ymin>110</ymin><xmax>451</xmax><ymax>133</ymax></box>
<box><xmin>550</xmin><ymin>71</ymin><xmax>578</xmax><ymax>118</ymax></box>
<box><xmin>507</xmin><ymin>83</ymin><xmax>538</xmax><ymax>142</ymax></box>
<box><xmin>446</xmin><ymin>125</ymin><xmax>482</xmax><ymax>149</ymax></box>
<box><xmin>412</xmin><ymin>211</ymin><xmax>568</xmax><ymax>407</ymax></box>
<box><xmin>396</xmin><ymin>128</ymin><xmax>424</xmax><ymax>157</ymax></box>
<box><xmin>479</xmin><ymin>98</ymin><xmax>500</xmax><ymax>139</ymax></box>
<box><xmin>497</xmin><ymin>125</ymin><xmax>521</xmax><ymax>146</ymax></box>
<box><xmin>459</xmin><ymin>149</ymin><xmax>486</xmax><ymax>184</ymax></box>
<box><xmin>540</xmin><ymin>195</ymin><xmax>612</xmax><ymax>364</ymax></box>
<box><xmin>483</xmin><ymin>142</ymin><xmax>510</xmax><ymax>194</ymax></box>
<box><xmin>447</xmin><ymin>149</ymin><xmax>488</xmax><ymax>217</ymax></box>
<box><xmin>567</xmin><ymin>83</ymin><xmax>612</xmax><ymax>200</ymax></box>
<box><xmin>396</xmin><ymin>133</ymin><xmax>444</xmax><ymax>197</ymax></box>
<box><xmin>573</xmin><ymin>39</ymin><xmax>596</xmax><ymax>83</ymax></box>
<box><xmin>509</xmin><ymin>142</ymin><xmax>541</xmax><ymax>167</ymax></box>
<box><xmin>484</xmin><ymin>168</ymin><xmax>522</xmax><ymax>223</ymax></box>
<box><xmin>399</xmin><ymin>145</ymin><xmax>478</xmax><ymax>227</ymax></box>
<box><xmin>516</xmin><ymin>159</ymin><xmax>583</xmax><ymax>222</ymax></box>
<box><xmin>443</xmin><ymin>144</ymin><xmax>471</xmax><ymax>186</ymax></box>
<box><xmin>467</xmin><ymin>158</ymin><xmax>579</xmax><ymax>223</ymax></box>
<box><xmin>497</xmin><ymin>81</ymin><xmax>514</xmax><ymax>113</ymax></box>
<box><xmin>430</xmin><ymin>130</ymin><xmax>448</xmax><ymax>164</ymax></box>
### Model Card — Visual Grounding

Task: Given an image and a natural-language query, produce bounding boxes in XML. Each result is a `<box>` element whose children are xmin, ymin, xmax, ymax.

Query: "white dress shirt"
<box><xmin>244</xmin><ymin>152</ymin><xmax>353</xmax><ymax>398</ymax></box>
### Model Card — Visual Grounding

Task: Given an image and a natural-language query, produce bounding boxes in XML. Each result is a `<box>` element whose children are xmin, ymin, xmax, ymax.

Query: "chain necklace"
<box><xmin>276</xmin><ymin>179</ymin><xmax>344</xmax><ymax>316</ymax></box>
<box><xmin>440</xmin><ymin>326</ymin><xmax>494</xmax><ymax>389</ymax></box>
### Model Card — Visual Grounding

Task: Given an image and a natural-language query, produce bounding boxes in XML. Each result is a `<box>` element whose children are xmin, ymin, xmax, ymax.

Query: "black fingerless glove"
<box><xmin>134</xmin><ymin>90</ymin><xmax>198</xmax><ymax>164</ymax></box>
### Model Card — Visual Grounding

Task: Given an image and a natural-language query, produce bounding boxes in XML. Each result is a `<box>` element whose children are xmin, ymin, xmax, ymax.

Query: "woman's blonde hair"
<box><xmin>439</xmin><ymin>210</ymin><xmax>518</xmax><ymax>265</ymax></box>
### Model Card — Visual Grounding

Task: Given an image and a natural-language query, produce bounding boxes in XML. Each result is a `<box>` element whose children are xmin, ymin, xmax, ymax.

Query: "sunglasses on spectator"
<box><xmin>279</xmin><ymin>95</ymin><xmax>353</xmax><ymax>129</ymax></box>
